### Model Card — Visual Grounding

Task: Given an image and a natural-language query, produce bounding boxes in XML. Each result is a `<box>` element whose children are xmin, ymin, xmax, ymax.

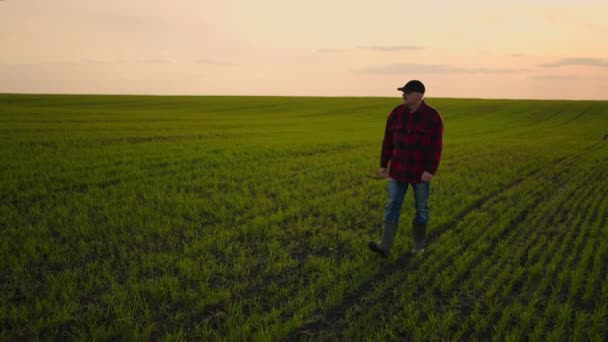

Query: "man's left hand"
<box><xmin>421</xmin><ymin>171</ymin><xmax>433</xmax><ymax>183</ymax></box>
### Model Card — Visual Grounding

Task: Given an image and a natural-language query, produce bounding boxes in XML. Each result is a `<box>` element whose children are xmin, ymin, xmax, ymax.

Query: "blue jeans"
<box><xmin>385</xmin><ymin>177</ymin><xmax>430</xmax><ymax>226</ymax></box>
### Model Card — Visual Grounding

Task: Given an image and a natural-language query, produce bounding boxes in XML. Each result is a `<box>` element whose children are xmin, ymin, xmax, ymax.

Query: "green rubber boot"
<box><xmin>368</xmin><ymin>220</ymin><xmax>399</xmax><ymax>257</ymax></box>
<box><xmin>411</xmin><ymin>222</ymin><xmax>427</xmax><ymax>254</ymax></box>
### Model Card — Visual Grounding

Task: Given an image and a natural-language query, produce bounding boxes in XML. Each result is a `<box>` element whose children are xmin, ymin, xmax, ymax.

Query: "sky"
<box><xmin>1</xmin><ymin>0</ymin><xmax>607</xmax><ymax>100</ymax></box>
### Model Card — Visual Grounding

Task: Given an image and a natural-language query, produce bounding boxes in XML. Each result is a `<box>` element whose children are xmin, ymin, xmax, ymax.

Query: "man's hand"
<box><xmin>379</xmin><ymin>167</ymin><xmax>388</xmax><ymax>178</ymax></box>
<box><xmin>421</xmin><ymin>171</ymin><xmax>433</xmax><ymax>183</ymax></box>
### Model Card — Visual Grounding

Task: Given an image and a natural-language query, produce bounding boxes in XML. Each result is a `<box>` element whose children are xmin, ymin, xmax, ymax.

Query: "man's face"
<box><xmin>402</xmin><ymin>91</ymin><xmax>422</xmax><ymax>107</ymax></box>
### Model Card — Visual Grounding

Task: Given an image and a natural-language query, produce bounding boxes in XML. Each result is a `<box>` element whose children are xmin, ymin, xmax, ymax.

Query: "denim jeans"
<box><xmin>385</xmin><ymin>177</ymin><xmax>430</xmax><ymax>226</ymax></box>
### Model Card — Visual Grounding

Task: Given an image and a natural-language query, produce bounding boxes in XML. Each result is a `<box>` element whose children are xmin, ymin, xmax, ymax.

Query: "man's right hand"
<box><xmin>379</xmin><ymin>167</ymin><xmax>388</xmax><ymax>178</ymax></box>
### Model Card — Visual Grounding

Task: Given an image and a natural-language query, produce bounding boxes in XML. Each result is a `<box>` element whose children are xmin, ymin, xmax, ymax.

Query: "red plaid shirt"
<box><xmin>380</xmin><ymin>100</ymin><xmax>444</xmax><ymax>184</ymax></box>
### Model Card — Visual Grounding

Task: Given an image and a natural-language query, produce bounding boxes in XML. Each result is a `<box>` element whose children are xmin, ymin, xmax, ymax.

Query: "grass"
<box><xmin>1</xmin><ymin>93</ymin><xmax>607</xmax><ymax>340</ymax></box>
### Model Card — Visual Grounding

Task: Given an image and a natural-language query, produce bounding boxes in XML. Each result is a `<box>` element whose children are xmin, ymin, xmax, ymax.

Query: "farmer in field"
<box><xmin>368</xmin><ymin>80</ymin><xmax>444</xmax><ymax>257</ymax></box>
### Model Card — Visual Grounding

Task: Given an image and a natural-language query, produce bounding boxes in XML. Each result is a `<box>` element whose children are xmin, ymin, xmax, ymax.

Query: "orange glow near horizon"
<box><xmin>1</xmin><ymin>0</ymin><xmax>607</xmax><ymax>100</ymax></box>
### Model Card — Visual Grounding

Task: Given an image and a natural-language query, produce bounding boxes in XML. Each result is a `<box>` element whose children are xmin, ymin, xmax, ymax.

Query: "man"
<box><xmin>368</xmin><ymin>80</ymin><xmax>444</xmax><ymax>257</ymax></box>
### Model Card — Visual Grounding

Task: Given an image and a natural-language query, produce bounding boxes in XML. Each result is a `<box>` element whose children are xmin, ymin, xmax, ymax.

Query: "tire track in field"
<box><xmin>588</xmin><ymin>141</ymin><xmax>606</xmax><ymax>152</ymax></box>
<box><xmin>579</xmin><ymin>204</ymin><xmax>608</xmax><ymax>307</ymax></box>
<box><xmin>529</xmin><ymin>109</ymin><xmax>563</xmax><ymax>125</ymax></box>
<box><xmin>565</xmin><ymin>181</ymin><xmax>607</xmax><ymax>300</ymax></box>
<box><xmin>558</xmin><ymin>105</ymin><xmax>594</xmax><ymax>126</ymax></box>
<box><xmin>286</xmin><ymin>154</ymin><xmax>576</xmax><ymax>338</ymax></box>
<box><xmin>589</xmin><ymin>205</ymin><xmax>608</xmax><ymax>302</ymax></box>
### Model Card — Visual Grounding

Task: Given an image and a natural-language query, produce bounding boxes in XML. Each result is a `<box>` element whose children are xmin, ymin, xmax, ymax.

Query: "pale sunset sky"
<box><xmin>1</xmin><ymin>0</ymin><xmax>607</xmax><ymax>99</ymax></box>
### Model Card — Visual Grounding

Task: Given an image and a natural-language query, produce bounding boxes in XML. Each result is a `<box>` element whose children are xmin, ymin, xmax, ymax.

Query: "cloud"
<box><xmin>317</xmin><ymin>45</ymin><xmax>424</xmax><ymax>53</ymax></box>
<box><xmin>119</xmin><ymin>59</ymin><xmax>173</xmax><ymax>64</ymax></box>
<box><xmin>63</xmin><ymin>59</ymin><xmax>173</xmax><ymax>65</ymax></box>
<box><xmin>539</xmin><ymin>58</ymin><xmax>608</xmax><ymax>68</ymax></box>
<box><xmin>528</xmin><ymin>74</ymin><xmax>582</xmax><ymax>80</ymax></box>
<box><xmin>352</xmin><ymin>63</ymin><xmax>528</xmax><ymax>74</ymax></box>
<box><xmin>356</xmin><ymin>45</ymin><xmax>424</xmax><ymax>52</ymax></box>
<box><xmin>528</xmin><ymin>74</ymin><xmax>608</xmax><ymax>82</ymax></box>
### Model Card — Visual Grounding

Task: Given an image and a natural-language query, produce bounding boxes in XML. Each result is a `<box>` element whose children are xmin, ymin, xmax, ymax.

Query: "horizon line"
<box><xmin>1</xmin><ymin>92</ymin><xmax>608</xmax><ymax>102</ymax></box>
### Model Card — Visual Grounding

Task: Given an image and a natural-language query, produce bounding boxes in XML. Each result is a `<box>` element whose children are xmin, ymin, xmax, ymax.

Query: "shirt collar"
<box><xmin>404</xmin><ymin>100</ymin><xmax>426</xmax><ymax>114</ymax></box>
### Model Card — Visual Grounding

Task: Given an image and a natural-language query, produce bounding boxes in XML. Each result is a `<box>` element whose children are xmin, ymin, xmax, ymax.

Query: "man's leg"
<box><xmin>411</xmin><ymin>181</ymin><xmax>430</xmax><ymax>253</ymax></box>
<box><xmin>369</xmin><ymin>177</ymin><xmax>407</xmax><ymax>256</ymax></box>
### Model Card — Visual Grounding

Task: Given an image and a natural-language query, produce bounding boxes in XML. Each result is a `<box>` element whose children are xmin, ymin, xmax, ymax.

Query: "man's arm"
<box><xmin>380</xmin><ymin>113</ymin><xmax>394</xmax><ymax>168</ymax></box>
<box><xmin>424</xmin><ymin>112</ymin><xmax>444</xmax><ymax>175</ymax></box>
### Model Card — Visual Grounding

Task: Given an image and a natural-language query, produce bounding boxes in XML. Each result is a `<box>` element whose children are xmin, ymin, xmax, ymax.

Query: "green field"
<box><xmin>1</xmin><ymin>94</ymin><xmax>607</xmax><ymax>340</ymax></box>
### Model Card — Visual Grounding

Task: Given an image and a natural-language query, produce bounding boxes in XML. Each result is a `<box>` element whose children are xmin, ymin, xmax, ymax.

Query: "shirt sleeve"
<box><xmin>424</xmin><ymin>112</ymin><xmax>444</xmax><ymax>174</ymax></box>
<box><xmin>380</xmin><ymin>112</ymin><xmax>394</xmax><ymax>168</ymax></box>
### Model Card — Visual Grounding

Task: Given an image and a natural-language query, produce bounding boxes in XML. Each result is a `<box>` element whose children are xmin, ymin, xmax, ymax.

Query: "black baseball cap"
<box><xmin>397</xmin><ymin>80</ymin><xmax>425</xmax><ymax>94</ymax></box>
